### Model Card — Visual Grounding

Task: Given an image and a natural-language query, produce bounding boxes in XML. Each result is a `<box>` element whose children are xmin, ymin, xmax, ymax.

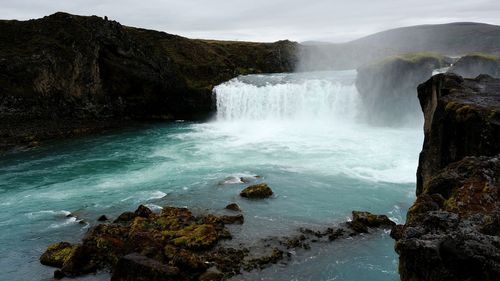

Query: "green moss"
<box><xmin>465</xmin><ymin>52</ymin><xmax>500</xmax><ymax>61</ymax></box>
<box><xmin>442</xmin><ymin>186</ymin><xmax>460</xmax><ymax>211</ymax></box>
<box><xmin>40</xmin><ymin>242</ymin><xmax>77</xmax><ymax>268</ymax></box>
<box><xmin>445</xmin><ymin>102</ymin><xmax>474</xmax><ymax>114</ymax></box>
<box><xmin>368</xmin><ymin>52</ymin><xmax>448</xmax><ymax>68</ymax></box>
<box><xmin>240</xmin><ymin>183</ymin><xmax>274</xmax><ymax>198</ymax></box>
<box><xmin>154</xmin><ymin>217</ymin><xmax>182</xmax><ymax>231</ymax></box>
<box><xmin>168</xmin><ymin>224</ymin><xmax>218</xmax><ymax>250</ymax></box>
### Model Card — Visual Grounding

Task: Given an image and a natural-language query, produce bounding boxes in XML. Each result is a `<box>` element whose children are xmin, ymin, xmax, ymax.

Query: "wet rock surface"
<box><xmin>394</xmin><ymin>73</ymin><xmax>500</xmax><ymax>281</ymax></box>
<box><xmin>40</xmin><ymin>205</ymin><xmax>394</xmax><ymax>280</ymax></box>
<box><xmin>240</xmin><ymin>183</ymin><xmax>274</xmax><ymax>199</ymax></box>
<box><xmin>224</xmin><ymin>203</ymin><xmax>241</xmax><ymax>212</ymax></box>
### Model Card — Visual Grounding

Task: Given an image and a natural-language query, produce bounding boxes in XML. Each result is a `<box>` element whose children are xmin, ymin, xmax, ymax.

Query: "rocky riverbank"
<box><xmin>0</xmin><ymin>12</ymin><xmax>298</xmax><ymax>152</ymax></box>
<box><xmin>40</xmin><ymin>203</ymin><xmax>395</xmax><ymax>280</ymax></box>
<box><xmin>393</xmin><ymin>73</ymin><xmax>500</xmax><ymax>280</ymax></box>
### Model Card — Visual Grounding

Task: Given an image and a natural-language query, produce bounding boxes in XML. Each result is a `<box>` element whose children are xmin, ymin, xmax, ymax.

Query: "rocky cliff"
<box><xmin>355</xmin><ymin>53</ymin><xmax>451</xmax><ymax>126</ymax></box>
<box><xmin>448</xmin><ymin>54</ymin><xmax>500</xmax><ymax>78</ymax></box>
<box><xmin>393</xmin><ymin>73</ymin><xmax>500</xmax><ymax>281</ymax></box>
<box><xmin>0</xmin><ymin>12</ymin><xmax>298</xmax><ymax>151</ymax></box>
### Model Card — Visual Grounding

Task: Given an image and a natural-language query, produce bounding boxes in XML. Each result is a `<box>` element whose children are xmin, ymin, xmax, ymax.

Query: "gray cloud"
<box><xmin>1</xmin><ymin>0</ymin><xmax>499</xmax><ymax>42</ymax></box>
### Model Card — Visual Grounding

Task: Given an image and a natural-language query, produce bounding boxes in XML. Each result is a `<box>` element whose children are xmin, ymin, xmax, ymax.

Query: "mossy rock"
<box><xmin>40</xmin><ymin>242</ymin><xmax>77</xmax><ymax>268</ymax></box>
<box><xmin>350</xmin><ymin>211</ymin><xmax>396</xmax><ymax>232</ymax></box>
<box><xmin>160</xmin><ymin>207</ymin><xmax>194</xmax><ymax>220</ymax></box>
<box><xmin>134</xmin><ymin>204</ymin><xmax>154</xmax><ymax>218</ymax></box>
<box><xmin>113</xmin><ymin>212</ymin><xmax>137</xmax><ymax>223</ymax></box>
<box><xmin>240</xmin><ymin>183</ymin><xmax>273</xmax><ymax>199</ymax></box>
<box><xmin>164</xmin><ymin>245</ymin><xmax>207</xmax><ymax>271</ymax></box>
<box><xmin>154</xmin><ymin>216</ymin><xmax>184</xmax><ymax>231</ymax></box>
<box><xmin>225</xmin><ymin>203</ymin><xmax>241</xmax><ymax>212</ymax></box>
<box><xmin>169</xmin><ymin>224</ymin><xmax>219</xmax><ymax>250</ymax></box>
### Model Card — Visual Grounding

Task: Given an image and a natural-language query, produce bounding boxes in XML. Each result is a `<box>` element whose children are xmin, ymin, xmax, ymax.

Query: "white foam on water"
<box><xmin>26</xmin><ymin>210</ymin><xmax>71</xmax><ymax>219</ymax></box>
<box><xmin>48</xmin><ymin>216</ymin><xmax>79</xmax><ymax>229</ymax></box>
<box><xmin>147</xmin><ymin>191</ymin><xmax>167</xmax><ymax>200</ymax></box>
<box><xmin>144</xmin><ymin>204</ymin><xmax>163</xmax><ymax>212</ymax></box>
<box><xmin>211</xmin><ymin>71</ymin><xmax>423</xmax><ymax>184</ymax></box>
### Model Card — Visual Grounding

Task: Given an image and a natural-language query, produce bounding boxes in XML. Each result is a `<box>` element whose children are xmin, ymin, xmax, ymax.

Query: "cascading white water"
<box><xmin>215</xmin><ymin>71</ymin><xmax>360</xmax><ymax>124</ymax></box>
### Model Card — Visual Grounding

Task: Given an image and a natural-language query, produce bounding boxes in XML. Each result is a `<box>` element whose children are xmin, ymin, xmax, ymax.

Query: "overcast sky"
<box><xmin>1</xmin><ymin>0</ymin><xmax>500</xmax><ymax>42</ymax></box>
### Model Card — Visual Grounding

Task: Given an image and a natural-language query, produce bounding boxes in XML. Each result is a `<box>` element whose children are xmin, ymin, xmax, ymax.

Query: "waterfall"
<box><xmin>214</xmin><ymin>71</ymin><xmax>360</xmax><ymax>124</ymax></box>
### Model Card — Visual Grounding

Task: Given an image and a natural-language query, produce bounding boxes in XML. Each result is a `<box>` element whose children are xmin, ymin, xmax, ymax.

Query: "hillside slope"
<box><xmin>299</xmin><ymin>22</ymin><xmax>500</xmax><ymax>70</ymax></box>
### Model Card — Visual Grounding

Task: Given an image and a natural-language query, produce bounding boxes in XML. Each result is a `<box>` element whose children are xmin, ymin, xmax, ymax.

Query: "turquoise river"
<box><xmin>0</xmin><ymin>70</ymin><xmax>423</xmax><ymax>281</ymax></box>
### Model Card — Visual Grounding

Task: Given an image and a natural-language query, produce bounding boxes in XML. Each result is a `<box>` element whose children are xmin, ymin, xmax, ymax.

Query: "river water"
<box><xmin>0</xmin><ymin>70</ymin><xmax>422</xmax><ymax>280</ymax></box>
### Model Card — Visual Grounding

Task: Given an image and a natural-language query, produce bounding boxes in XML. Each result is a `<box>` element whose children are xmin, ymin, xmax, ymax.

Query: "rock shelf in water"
<box><xmin>40</xmin><ymin>205</ymin><xmax>395</xmax><ymax>280</ymax></box>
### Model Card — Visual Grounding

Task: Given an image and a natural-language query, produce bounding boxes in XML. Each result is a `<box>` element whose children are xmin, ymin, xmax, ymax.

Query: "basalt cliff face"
<box><xmin>0</xmin><ymin>12</ymin><xmax>298</xmax><ymax>151</ymax></box>
<box><xmin>393</xmin><ymin>73</ymin><xmax>500</xmax><ymax>281</ymax></box>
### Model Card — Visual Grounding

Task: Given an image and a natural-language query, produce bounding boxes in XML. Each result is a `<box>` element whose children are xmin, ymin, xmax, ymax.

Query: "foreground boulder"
<box><xmin>39</xmin><ymin>242</ymin><xmax>77</xmax><ymax>268</ymax></box>
<box><xmin>394</xmin><ymin>73</ymin><xmax>500</xmax><ymax>281</ymax></box>
<box><xmin>240</xmin><ymin>183</ymin><xmax>274</xmax><ymax>199</ymax></box>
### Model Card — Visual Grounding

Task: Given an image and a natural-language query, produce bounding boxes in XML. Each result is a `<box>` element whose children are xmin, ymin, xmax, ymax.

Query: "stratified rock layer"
<box><xmin>394</xmin><ymin>73</ymin><xmax>500</xmax><ymax>281</ymax></box>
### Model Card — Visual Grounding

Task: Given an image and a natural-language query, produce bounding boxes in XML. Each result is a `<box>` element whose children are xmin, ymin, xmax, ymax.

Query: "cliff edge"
<box><xmin>394</xmin><ymin>73</ymin><xmax>500</xmax><ymax>281</ymax></box>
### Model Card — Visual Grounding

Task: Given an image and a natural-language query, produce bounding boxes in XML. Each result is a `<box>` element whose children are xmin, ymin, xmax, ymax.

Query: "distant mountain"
<box><xmin>298</xmin><ymin>22</ymin><xmax>500</xmax><ymax>70</ymax></box>
<box><xmin>351</xmin><ymin>22</ymin><xmax>500</xmax><ymax>55</ymax></box>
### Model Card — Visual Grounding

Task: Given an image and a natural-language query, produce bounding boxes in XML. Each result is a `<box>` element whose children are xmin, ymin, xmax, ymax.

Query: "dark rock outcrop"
<box><xmin>416</xmin><ymin>73</ymin><xmax>500</xmax><ymax>194</ymax></box>
<box><xmin>97</xmin><ymin>215</ymin><xmax>109</xmax><ymax>222</ymax></box>
<box><xmin>394</xmin><ymin>73</ymin><xmax>500</xmax><ymax>281</ymax></box>
<box><xmin>225</xmin><ymin>203</ymin><xmax>241</xmax><ymax>212</ymax></box>
<box><xmin>0</xmin><ymin>12</ymin><xmax>298</xmax><ymax>152</ymax></box>
<box><xmin>111</xmin><ymin>253</ymin><xmax>180</xmax><ymax>281</ymax></box>
<box><xmin>348</xmin><ymin>211</ymin><xmax>396</xmax><ymax>233</ymax></box>
<box><xmin>240</xmin><ymin>183</ymin><xmax>273</xmax><ymax>199</ymax></box>
<box><xmin>448</xmin><ymin>54</ymin><xmax>500</xmax><ymax>78</ymax></box>
<box><xmin>355</xmin><ymin>53</ymin><xmax>451</xmax><ymax>126</ymax></box>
